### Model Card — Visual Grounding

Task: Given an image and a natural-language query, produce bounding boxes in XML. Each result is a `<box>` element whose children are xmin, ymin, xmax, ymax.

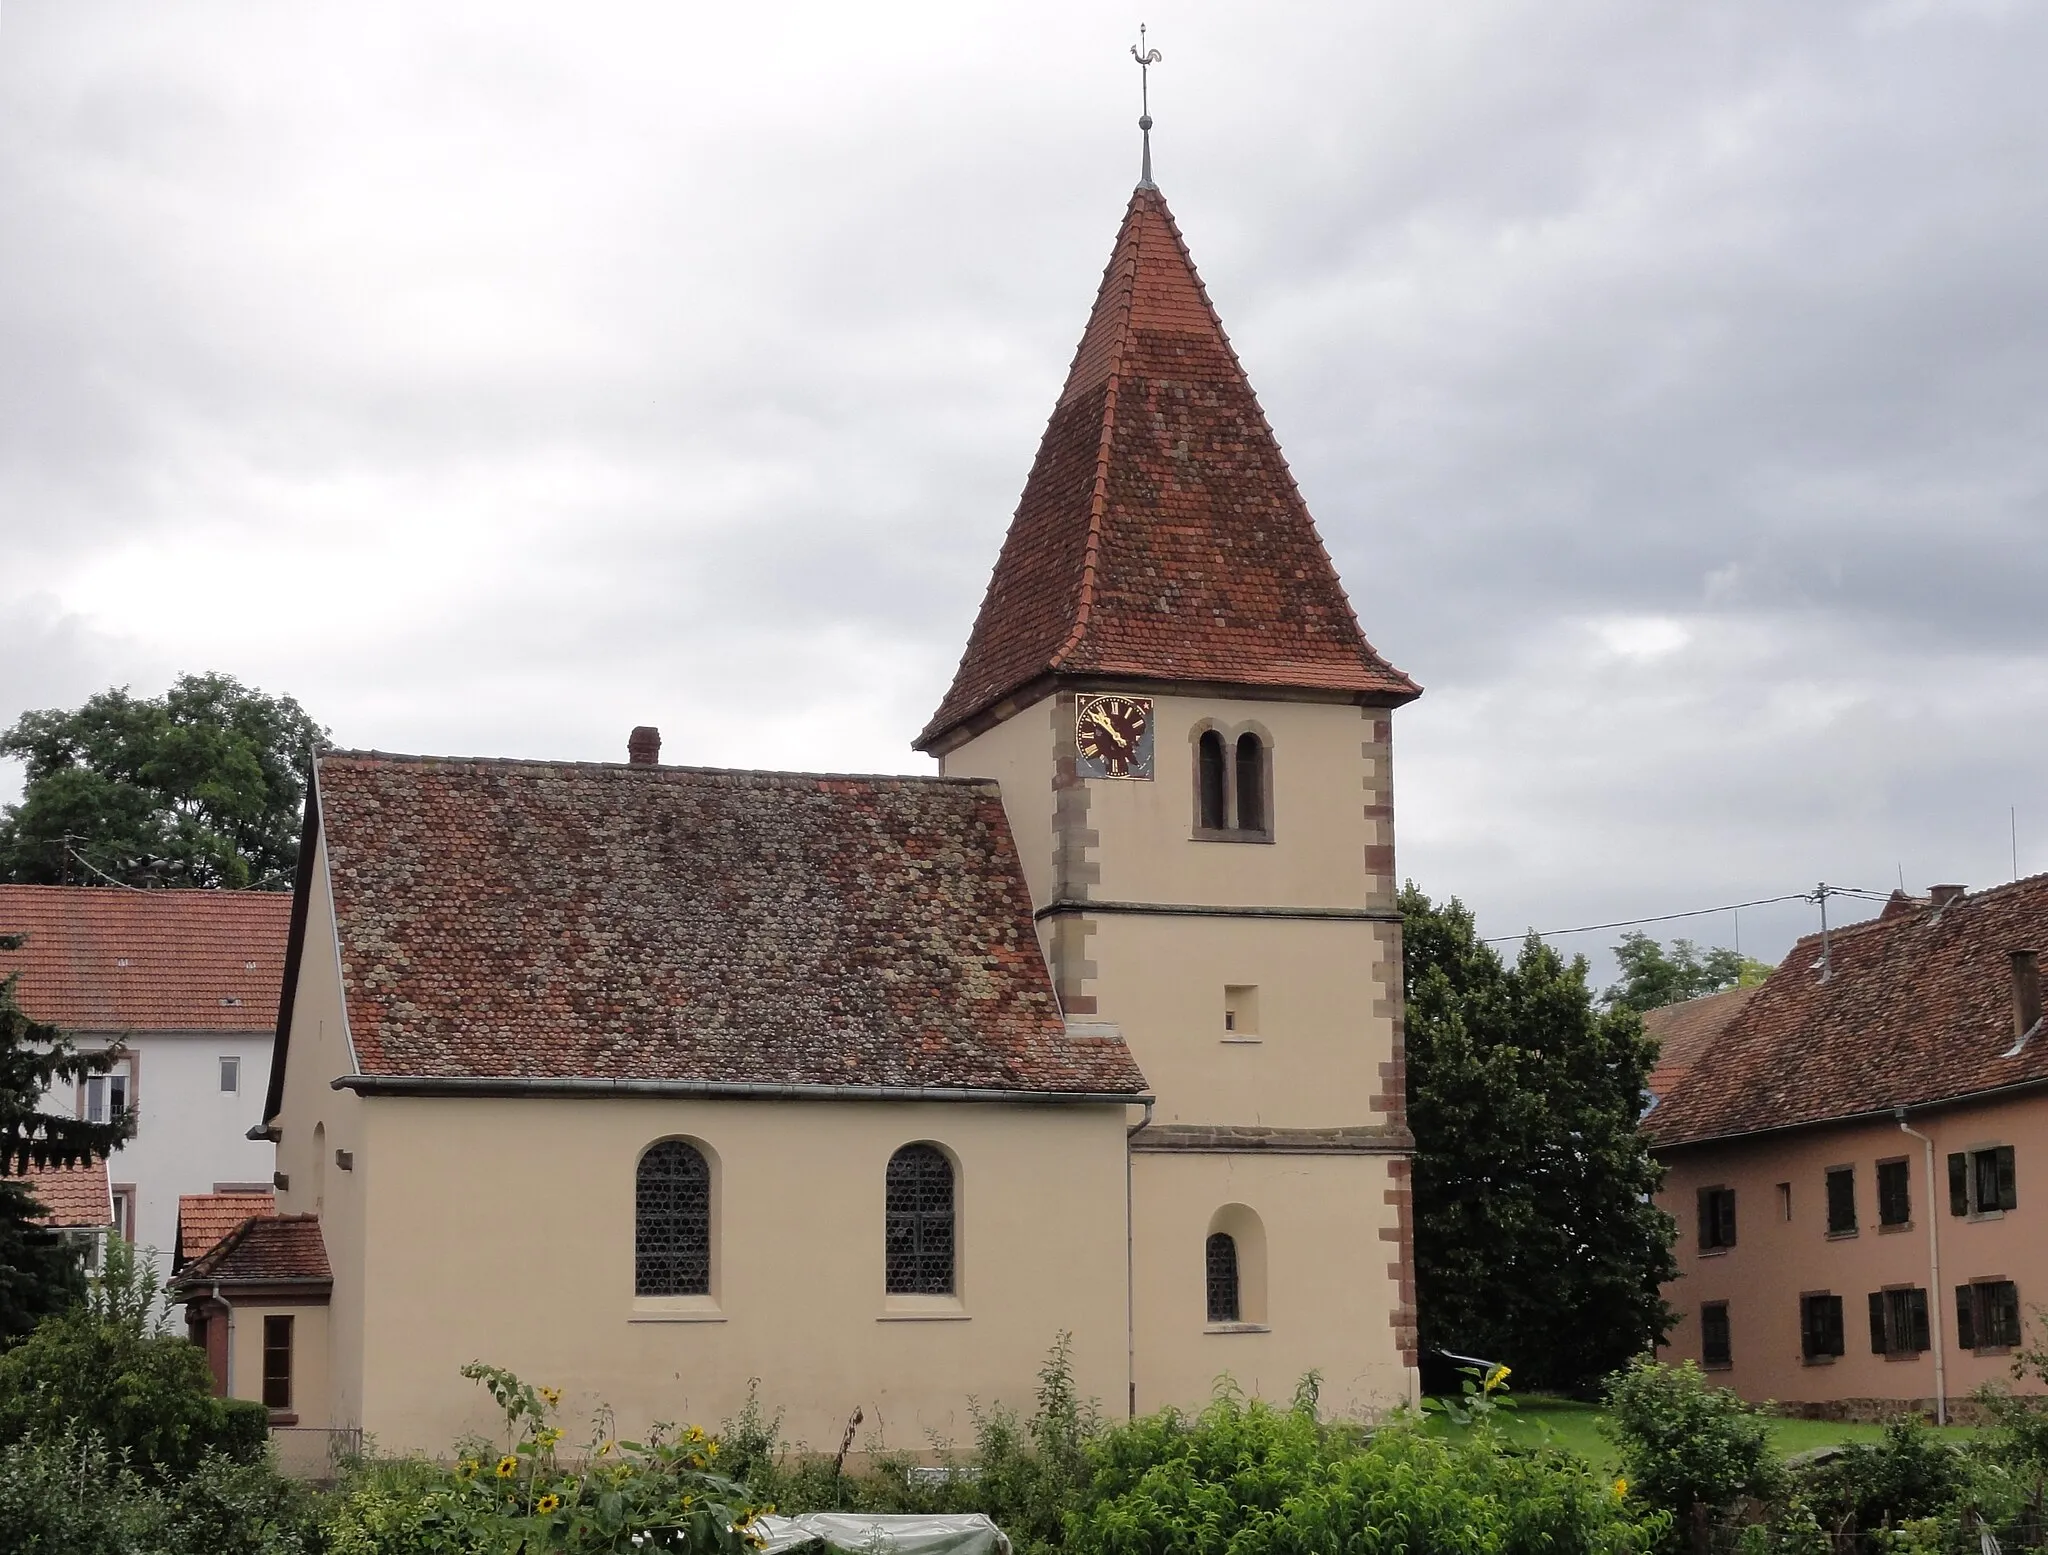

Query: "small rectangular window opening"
<box><xmin>1700</xmin><ymin>1301</ymin><xmax>1732</xmax><ymax>1368</ymax></box>
<box><xmin>1957</xmin><ymin>1279</ymin><xmax>2022</xmax><ymax>1351</ymax></box>
<box><xmin>262</xmin><ymin>1315</ymin><xmax>293</xmax><ymax>1411</ymax></box>
<box><xmin>1869</xmin><ymin>1286</ymin><xmax>1931</xmax><ymax>1357</ymax></box>
<box><xmin>1777</xmin><ymin>1182</ymin><xmax>1793</xmax><ymax>1221</ymax></box>
<box><xmin>219</xmin><ymin>1057</ymin><xmax>240</xmax><ymax>1093</ymax></box>
<box><xmin>1223</xmin><ymin>986</ymin><xmax>1259</xmax><ymax>1039</ymax></box>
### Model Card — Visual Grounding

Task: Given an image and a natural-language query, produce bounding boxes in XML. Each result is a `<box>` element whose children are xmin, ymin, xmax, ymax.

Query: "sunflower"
<box><xmin>1485</xmin><ymin>1364</ymin><xmax>1511</xmax><ymax>1390</ymax></box>
<box><xmin>455</xmin><ymin>1458</ymin><xmax>479</xmax><ymax>1481</ymax></box>
<box><xmin>1614</xmin><ymin>1478</ymin><xmax>1629</xmax><ymax>1499</ymax></box>
<box><xmin>536</xmin><ymin>1493</ymin><xmax>562</xmax><ymax>1514</ymax></box>
<box><xmin>496</xmin><ymin>1455</ymin><xmax>520</xmax><ymax>1479</ymax></box>
<box><xmin>540</xmin><ymin>1387</ymin><xmax>562</xmax><ymax>1408</ymax></box>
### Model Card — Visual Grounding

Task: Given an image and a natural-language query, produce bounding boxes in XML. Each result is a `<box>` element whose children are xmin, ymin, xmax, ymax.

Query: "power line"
<box><xmin>1480</xmin><ymin>894</ymin><xmax>1813</xmax><ymax>944</ymax></box>
<box><xmin>1481</xmin><ymin>883</ymin><xmax>1895</xmax><ymax>946</ymax></box>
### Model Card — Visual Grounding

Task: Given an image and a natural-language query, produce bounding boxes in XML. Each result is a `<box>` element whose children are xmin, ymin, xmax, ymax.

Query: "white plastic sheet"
<box><xmin>751</xmin><ymin>1512</ymin><xmax>1012</xmax><ymax>1555</ymax></box>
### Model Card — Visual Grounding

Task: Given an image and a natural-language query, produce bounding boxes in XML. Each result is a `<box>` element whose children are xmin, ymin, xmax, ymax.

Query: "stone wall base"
<box><xmin>1772</xmin><ymin>1397</ymin><xmax>1994</xmax><ymax>1425</ymax></box>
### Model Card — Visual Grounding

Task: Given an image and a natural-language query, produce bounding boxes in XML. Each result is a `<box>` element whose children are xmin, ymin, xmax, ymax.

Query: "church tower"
<box><xmin>916</xmin><ymin>179</ymin><xmax>1422</xmax><ymax>1414</ymax></box>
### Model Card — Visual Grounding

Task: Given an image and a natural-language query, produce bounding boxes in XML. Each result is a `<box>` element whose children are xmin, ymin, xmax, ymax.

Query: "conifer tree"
<box><xmin>0</xmin><ymin>935</ymin><xmax>134</xmax><ymax>1345</ymax></box>
<box><xmin>1401</xmin><ymin>885</ymin><xmax>1677</xmax><ymax>1393</ymax></box>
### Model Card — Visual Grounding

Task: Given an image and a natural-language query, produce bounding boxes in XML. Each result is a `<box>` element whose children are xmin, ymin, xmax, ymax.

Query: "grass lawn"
<box><xmin>1424</xmin><ymin>1398</ymin><xmax>1972</xmax><ymax>1471</ymax></box>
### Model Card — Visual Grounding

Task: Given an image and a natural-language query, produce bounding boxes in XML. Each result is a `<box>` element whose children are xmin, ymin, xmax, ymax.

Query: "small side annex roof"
<box><xmin>1650</xmin><ymin>874</ymin><xmax>2048</xmax><ymax>1148</ymax></box>
<box><xmin>171</xmin><ymin>1213</ymin><xmax>330</xmax><ymax>1293</ymax></box>
<box><xmin>264</xmin><ymin>752</ymin><xmax>1147</xmax><ymax>1120</ymax></box>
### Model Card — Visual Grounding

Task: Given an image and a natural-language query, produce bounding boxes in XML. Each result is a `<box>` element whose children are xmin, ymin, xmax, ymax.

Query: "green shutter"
<box><xmin>1869</xmin><ymin>1291</ymin><xmax>1888</xmax><ymax>1354</ymax></box>
<box><xmin>1827</xmin><ymin>1295</ymin><xmax>1846</xmax><ymax>1356</ymax></box>
<box><xmin>1720</xmin><ymin>1190</ymin><xmax>1737</xmax><ymax>1248</ymax></box>
<box><xmin>1909</xmin><ymin>1288</ymin><xmax>1931</xmax><ymax>1353</ymax></box>
<box><xmin>1955</xmin><ymin>1285</ymin><xmax>1977</xmax><ymax>1351</ymax></box>
<box><xmin>1949</xmin><ymin>1153</ymin><xmax>1969</xmax><ymax>1215</ymax></box>
<box><xmin>1997</xmin><ymin>1147</ymin><xmax>2018</xmax><ymax>1211</ymax></box>
<box><xmin>1697</xmin><ymin>1187</ymin><xmax>1713</xmax><ymax>1246</ymax></box>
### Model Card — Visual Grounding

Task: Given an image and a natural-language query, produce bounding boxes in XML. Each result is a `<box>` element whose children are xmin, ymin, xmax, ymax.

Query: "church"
<box><xmin>220</xmin><ymin>161</ymin><xmax>1423</xmax><ymax>1454</ymax></box>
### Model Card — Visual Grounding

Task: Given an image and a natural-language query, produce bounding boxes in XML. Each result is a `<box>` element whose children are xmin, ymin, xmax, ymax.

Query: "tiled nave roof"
<box><xmin>283</xmin><ymin>752</ymin><xmax>1147</xmax><ymax>1099</ymax></box>
<box><xmin>917</xmin><ymin>184</ymin><xmax>1416</xmax><ymax>750</ymax></box>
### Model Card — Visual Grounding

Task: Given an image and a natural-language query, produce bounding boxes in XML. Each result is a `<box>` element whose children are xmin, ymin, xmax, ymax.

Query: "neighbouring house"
<box><xmin>1652</xmin><ymin>879</ymin><xmax>2048</xmax><ymax>1416</ymax></box>
<box><xmin>0</xmin><ymin>885</ymin><xmax>291</xmax><ymax>1280</ymax></box>
<box><xmin>247</xmin><ymin>172</ymin><xmax>1422</xmax><ymax>1455</ymax></box>
<box><xmin>18</xmin><ymin>1157</ymin><xmax>115</xmax><ymax>1267</ymax></box>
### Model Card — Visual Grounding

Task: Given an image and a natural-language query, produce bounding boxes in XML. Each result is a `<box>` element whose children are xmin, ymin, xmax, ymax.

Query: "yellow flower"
<box><xmin>536</xmin><ymin>1493</ymin><xmax>562</xmax><ymax>1514</ymax></box>
<box><xmin>1485</xmin><ymin>1364</ymin><xmax>1511</xmax><ymax>1391</ymax></box>
<box><xmin>706</xmin><ymin>1441</ymin><xmax>718</xmax><ymax>1458</ymax></box>
<box><xmin>598</xmin><ymin>1440</ymin><xmax>613</xmax><ymax>1458</ymax></box>
<box><xmin>683</xmin><ymin>1495</ymin><xmax>696</xmax><ymax>1508</ymax></box>
<box><xmin>496</xmin><ymin>1455</ymin><xmax>519</xmax><ymax>1480</ymax></box>
<box><xmin>455</xmin><ymin>1459</ymin><xmax>479</xmax><ymax>1481</ymax></box>
<box><xmin>1614</xmin><ymin>1478</ymin><xmax>1629</xmax><ymax>1499</ymax></box>
<box><xmin>540</xmin><ymin>1386</ymin><xmax>562</xmax><ymax>1408</ymax></box>
<box><xmin>537</xmin><ymin>1426</ymin><xmax>564</xmax><ymax>1448</ymax></box>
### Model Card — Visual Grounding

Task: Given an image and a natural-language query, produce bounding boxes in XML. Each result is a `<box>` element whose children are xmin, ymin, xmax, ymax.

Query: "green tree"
<box><xmin>0</xmin><ymin>672</ymin><xmax>327</xmax><ymax>889</ymax></box>
<box><xmin>1402</xmin><ymin>884</ymin><xmax>1677</xmax><ymax>1394</ymax></box>
<box><xmin>1603</xmin><ymin>933</ymin><xmax>1771</xmax><ymax>1015</ymax></box>
<box><xmin>0</xmin><ymin>940</ymin><xmax>134</xmax><ymax>1346</ymax></box>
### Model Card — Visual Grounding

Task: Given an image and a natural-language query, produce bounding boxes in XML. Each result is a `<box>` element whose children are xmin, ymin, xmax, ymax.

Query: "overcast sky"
<box><xmin>3</xmin><ymin>0</ymin><xmax>2044</xmax><ymax>981</ymax></box>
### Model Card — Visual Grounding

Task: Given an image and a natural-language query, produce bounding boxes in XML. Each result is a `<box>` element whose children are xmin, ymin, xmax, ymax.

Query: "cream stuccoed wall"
<box><xmin>1131</xmin><ymin>1151</ymin><xmax>1413</xmax><ymax>1416</ymax></box>
<box><xmin>227</xmin><ymin>1301</ymin><xmax>330</xmax><ymax>1427</ymax></box>
<box><xmin>1659</xmin><ymin>1095</ymin><xmax>2048</xmax><ymax>1409</ymax></box>
<box><xmin>342</xmin><ymin>1096</ymin><xmax>1132</xmax><ymax>1455</ymax></box>
<box><xmin>270</xmin><ymin>828</ymin><xmax>370</xmax><ymax>1434</ymax></box>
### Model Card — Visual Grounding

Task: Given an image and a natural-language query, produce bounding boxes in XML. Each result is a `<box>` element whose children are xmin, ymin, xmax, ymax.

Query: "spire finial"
<box><xmin>1131</xmin><ymin>24</ymin><xmax>1162</xmax><ymax>189</ymax></box>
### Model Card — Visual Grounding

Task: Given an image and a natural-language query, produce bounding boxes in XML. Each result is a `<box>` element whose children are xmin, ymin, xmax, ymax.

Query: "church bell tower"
<box><xmin>915</xmin><ymin>174</ymin><xmax>1421</xmax><ymax>1415</ymax></box>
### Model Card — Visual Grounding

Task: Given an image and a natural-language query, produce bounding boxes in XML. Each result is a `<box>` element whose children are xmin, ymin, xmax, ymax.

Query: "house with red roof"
<box><xmin>0</xmin><ymin>886</ymin><xmax>290</xmax><ymax>1280</ymax></box>
<box><xmin>1652</xmin><ymin>880</ymin><xmax>2048</xmax><ymax>1416</ymax></box>
<box><xmin>251</xmin><ymin>170</ymin><xmax>1421</xmax><ymax>1454</ymax></box>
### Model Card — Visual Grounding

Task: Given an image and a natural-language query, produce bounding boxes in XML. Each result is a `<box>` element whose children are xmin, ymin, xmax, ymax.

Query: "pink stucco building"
<box><xmin>1650</xmin><ymin>878</ymin><xmax>2048</xmax><ymax>1417</ymax></box>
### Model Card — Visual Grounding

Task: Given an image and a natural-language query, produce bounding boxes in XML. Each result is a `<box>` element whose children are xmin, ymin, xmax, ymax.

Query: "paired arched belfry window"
<box><xmin>636</xmin><ymin>1140</ymin><xmax>711</xmax><ymax>1296</ymax></box>
<box><xmin>885</xmin><ymin>1143</ymin><xmax>956</xmax><ymax>1294</ymax></box>
<box><xmin>1206</xmin><ymin>1232</ymin><xmax>1241</xmax><ymax>1323</ymax></box>
<box><xmin>1195</xmin><ymin>727</ymin><xmax>1271</xmax><ymax>838</ymax></box>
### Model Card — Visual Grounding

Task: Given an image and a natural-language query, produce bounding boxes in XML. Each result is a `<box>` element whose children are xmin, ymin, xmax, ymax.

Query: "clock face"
<box><xmin>1075</xmin><ymin>694</ymin><xmax>1155</xmax><ymax>780</ymax></box>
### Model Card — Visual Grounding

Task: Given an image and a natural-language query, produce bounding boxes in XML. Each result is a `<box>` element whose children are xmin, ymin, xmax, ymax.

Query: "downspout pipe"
<box><xmin>1126</xmin><ymin>1099</ymin><xmax>1154</xmax><ymax>1420</ymax></box>
<box><xmin>1895</xmin><ymin>1109</ymin><xmax>1947</xmax><ymax>1425</ymax></box>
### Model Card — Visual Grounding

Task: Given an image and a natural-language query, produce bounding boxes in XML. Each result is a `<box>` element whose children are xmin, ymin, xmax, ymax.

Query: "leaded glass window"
<box><xmin>885</xmin><ymin>1144</ymin><xmax>955</xmax><ymax>1295</ymax></box>
<box><xmin>1206</xmin><ymin>1232</ymin><xmax>1240</xmax><ymax>1323</ymax></box>
<box><xmin>636</xmin><ymin>1140</ymin><xmax>710</xmax><ymax>1297</ymax></box>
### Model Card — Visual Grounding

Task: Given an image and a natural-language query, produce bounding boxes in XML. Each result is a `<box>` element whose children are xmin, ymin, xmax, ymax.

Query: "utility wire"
<box><xmin>1480</xmin><ymin>894</ymin><xmax>1813</xmax><ymax>944</ymax></box>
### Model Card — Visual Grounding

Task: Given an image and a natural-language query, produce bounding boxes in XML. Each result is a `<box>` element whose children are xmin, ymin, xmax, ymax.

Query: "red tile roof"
<box><xmin>291</xmin><ymin>752</ymin><xmax>1147</xmax><ymax>1097</ymax></box>
<box><xmin>9</xmin><ymin>1159</ymin><xmax>112</xmax><ymax>1228</ymax></box>
<box><xmin>176</xmin><ymin>1190</ymin><xmax>275</xmax><ymax>1266</ymax></box>
<box><xmin>1650</xmin><ymin>875</ymin><xmax>2048</xmax><ymax>1147</ymax></box>
<box><xmin>172</xmin><ymin>1213</ymin><xmax>330</xmax><ymax>1289</ymax></box>
<box><xmin>0</xmin><ymin>885</ymin><xmax>290</xmax><ymax>1032</ymax></box>
<box><xmin>917</xmin><ymin>185</ymin><xmax>1417</xmax><ymax>751</ymax></box>
<box><xmin>1643</xmin><ymin>985</ymin><xmax>1760</xmax><ymax>1099</ymax></box>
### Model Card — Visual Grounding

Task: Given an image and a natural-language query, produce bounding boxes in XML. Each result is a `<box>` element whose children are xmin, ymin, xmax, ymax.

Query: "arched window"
<box><xmin>1235</xmin><ymin>734</ymin><xmax>1266</xmax><ymax>834</ymax></box>
<box><xmin>885</xmin><ymin>1144</ymin><xmax>955</xmax><ymax>1295</ymax></box>
<box><xmin>1197</xmin><ymin>730</ymin><xmax>1228</xmax><ymax>830</ymax></box>
<box><xmin>636</xmin><ymin>1140</ymin><xmax>711</xmax><ymax>1296</ymax></box>
<box><xmin>1206</xmin><ymin>1232</ymin><xmax>1240</xmax><ymax>1323</ymax></box>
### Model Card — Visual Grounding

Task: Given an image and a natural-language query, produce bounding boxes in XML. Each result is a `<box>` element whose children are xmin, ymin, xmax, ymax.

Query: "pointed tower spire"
<box><xmin>916</xmin><ymin>185</ymin><xmax>1418</xmax><ymax>755</ymax></box>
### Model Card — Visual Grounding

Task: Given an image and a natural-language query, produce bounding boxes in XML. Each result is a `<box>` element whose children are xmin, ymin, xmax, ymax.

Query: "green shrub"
<box><xmin>1602</xmin><ymin>1358</ymin><xmax>1784</xmax><ymax>1549</ymax></box>
<box><xmin>0</xmin><ymin>1239</ymin><xmax>246</xmax><ymax>1477</ymax></box>
<box><xmin>1069</xmin><ymin>1387</ymin><xmax>1662</xmax><ymax>1555</ymax></box>
<box><xmin>0</xmin><ymin>1427</ymin><xmax>157</xmax><ymax>1555</ymax></box>
<box><xmin>218</xmin><ymin>1397</ymin><xmax>274</xmax><ymax>1463</ymax></box>
<box><xmin>1793</xmin><ymin>1417</ymin><xmax>1974</xmax><ymax>1547</ymax></box>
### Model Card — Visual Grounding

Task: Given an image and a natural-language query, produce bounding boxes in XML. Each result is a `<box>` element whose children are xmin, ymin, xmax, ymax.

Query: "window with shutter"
<box><xmin>1698</xmin><ymin>1187</ymin><xmax>1737</xmax><ymax>1250</ymax></box>
<box><xmin>1701</xmin><ymin>1302</ymin><xmax>1731</xmax><ymax>1368</ymax></box>
<box><xmin>1800</xmin><ymin>1293</ymin><xmax>1844</xmax><ymax>1360</ymax></box>
<box><xmin>1950</xmin><ymin>1153</ymin><xmax>1970</xmax><ymax>1216</ymax></box>
<box><xmin>1873</xmin><ymin>1287</ymin><xmax>1929</xmax><ymax>1356</ymax></box>
<box><xmin>1956</xmin><ymin>1284</ymin><xmax>1978</xmax><ymax>1351</ymax></box>
<box><xmin>1963</xmin><ymin>1146</ymin><xmax>2020</xmax><ymax>1216</ymax></box>
<box><xmin>1826</xmin><ymin>1167</ymin><xmax>1857</xmax><ymax>1235</ymax></box>
<box><xmin>1877</xmin><ymin>1159</ymin><xmax>1911</xmax><ymax>1227</ymax></box>
<box><xmin>1962</xmin><ymin>1280</ymin><xmax>2023</xmax><ymax>1349</ymax></box>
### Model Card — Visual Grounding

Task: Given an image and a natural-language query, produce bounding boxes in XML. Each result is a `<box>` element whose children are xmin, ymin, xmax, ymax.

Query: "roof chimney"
<box><xmin>1930</xmin><ymin>883</ymin><xmax>1966</xmax><ymax>910</ymax></box>
<box><xmin>627</xmin><ymin>726</ymin><xmax>661</xmax><ymax>766</ymax></box>
<box><xmin>2012</xmin><ymin>950</ymin><xmax>2043</xmax><ymax>1046</ymax></box>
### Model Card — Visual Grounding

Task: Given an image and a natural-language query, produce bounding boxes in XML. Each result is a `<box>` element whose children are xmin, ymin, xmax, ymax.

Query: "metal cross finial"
<box><xmin>1131</xmin><ymin>24</ymin><xmax>1162</xmax><ymax>189</ymax></box>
